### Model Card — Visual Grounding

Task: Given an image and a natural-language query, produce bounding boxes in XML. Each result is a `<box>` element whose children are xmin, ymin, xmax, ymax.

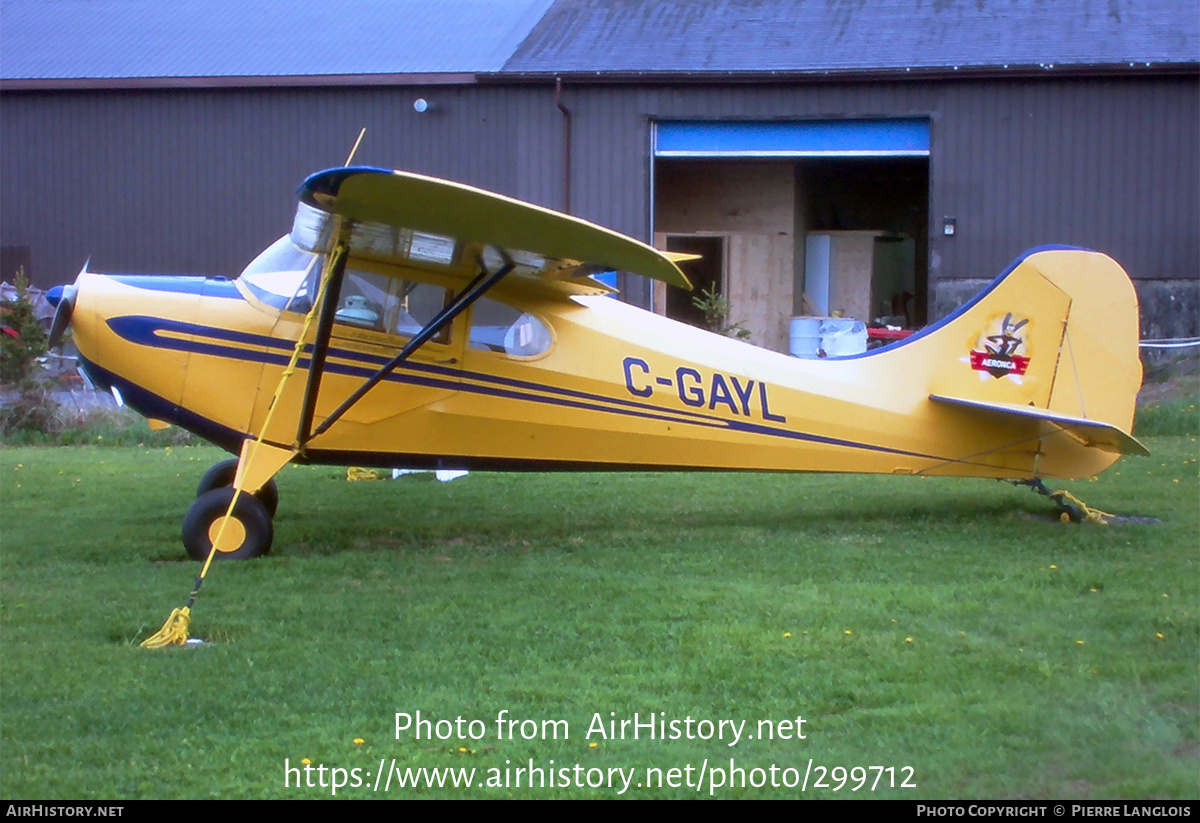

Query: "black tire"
<box><xmin>182</xmin><ymin>487</ymin><xmax>274</xmax><ymax>561</ymax></box>
<box><xmin>1049</xmin><ymin>492</ymin><xmax>1083</xmax><ymax>524</ymax></box>
<box><xmin>196</xmin><ymin>458</ymin><xmax>279</xmax><ymax>517</ymax></box>
<box><xmin>1060</xmin><ymin>502</ymin><xmax>1084</xmax><ymax>524</ymax></box>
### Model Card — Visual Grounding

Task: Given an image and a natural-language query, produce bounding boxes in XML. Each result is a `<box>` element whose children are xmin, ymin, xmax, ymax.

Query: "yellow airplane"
<box><xmin>46</xmin><ymin>166</ymin><xmax>1147</xmax><ymax>561</ymax></box>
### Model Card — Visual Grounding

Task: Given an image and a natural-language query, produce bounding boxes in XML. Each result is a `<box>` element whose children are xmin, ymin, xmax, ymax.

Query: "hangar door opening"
<box><xmin>652</xmin><ymin>120</ymin><xmax>930</xmax><ymax>355</ymax></box>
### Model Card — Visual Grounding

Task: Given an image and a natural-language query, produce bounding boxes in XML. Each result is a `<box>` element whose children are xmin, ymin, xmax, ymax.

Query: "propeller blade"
<box><xmin>47</xmin><ymin>284</ymin><xmax>76</xmax><ymax>349</ymax></box>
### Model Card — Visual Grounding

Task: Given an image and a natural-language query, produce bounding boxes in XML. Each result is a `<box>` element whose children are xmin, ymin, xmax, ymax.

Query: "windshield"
<box><xmin>239</xmin><ymin>236</ymin><xmax>318</xmax><ymax>311</ymax></box>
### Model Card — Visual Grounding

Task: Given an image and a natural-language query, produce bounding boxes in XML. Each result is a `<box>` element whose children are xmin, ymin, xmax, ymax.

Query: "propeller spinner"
<box><xmin>46</xmin><ymin>264</ymin><xmax>86</xmax><ymax>349</ymax></box>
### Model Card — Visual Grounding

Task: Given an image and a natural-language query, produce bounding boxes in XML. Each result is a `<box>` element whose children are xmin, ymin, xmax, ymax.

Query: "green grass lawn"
<box><xmin>1</xmin><ymin>436</ymin><xmax>1197</xmax><ymax>799</ymax></box>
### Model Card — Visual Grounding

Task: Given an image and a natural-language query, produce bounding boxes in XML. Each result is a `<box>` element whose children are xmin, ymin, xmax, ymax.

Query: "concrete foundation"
<box><xmin>931</xmin><ymin>278</ymin><xmax>1199</xmax><ymax>340</ymax></box>
<box><xmin>931</xmin><ymin>278</ymin><xmax>1199</xmax><ymax>369</ymax></box>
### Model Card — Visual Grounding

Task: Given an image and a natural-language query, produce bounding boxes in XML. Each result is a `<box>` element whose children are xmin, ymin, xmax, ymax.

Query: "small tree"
<box><xmin>692</xmin><ymin>283</ymin><xmax>751</xmax><ymax>340</ymax></box>
<box><xmin>0</xmin><ymin>268</ymin><xmax>48</xmax><ymax>386</ymax></box>
<box><xmin>0</xmin><ymin>268</ymin><xmax>56</xmax><ymax>436</ymax></box>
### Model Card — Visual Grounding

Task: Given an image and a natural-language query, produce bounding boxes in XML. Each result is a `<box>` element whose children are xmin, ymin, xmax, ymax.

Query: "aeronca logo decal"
<box><xmin>969</xmin><ymin>313</ymin><xmax>1030</xmax><ymax>380</ymax></box>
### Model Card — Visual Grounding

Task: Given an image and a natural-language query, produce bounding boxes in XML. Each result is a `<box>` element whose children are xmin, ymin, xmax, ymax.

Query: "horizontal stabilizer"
<box><xmin>929</xmin><ymin>394</ymin><xmax>1149</xmax><ymax>456</ymax></box>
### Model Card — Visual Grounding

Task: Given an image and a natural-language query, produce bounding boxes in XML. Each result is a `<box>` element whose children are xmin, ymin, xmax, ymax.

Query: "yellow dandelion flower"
<box><xmin>783</xmin><ymin>632</ymin><xmax>791</xmax><ymax>638</ymax></box>
<box><xmin>1156</xmin><ymin>633</ymin><xmax>1165</xmax><ymax>640</ymax></box>
<box><xmin>905</xmin><ymin>637</ymin><xmax>913</xmax><ymax>644</ymax></box>
<box><xmin>844</xmin><ymin>630</ymin><xmax>853</xmax><ymax>635</ymax></box>
<box><xmin>1075</xmin><ymin>640</ymin><xmax>1084</xmax><ymax>645</ymax></box>
<box><xmin>589</xmin><ymin>742</ymin><xmax>598</xmax><ymax>749</ymax></box>
<box><xmin>458</xmin><ymin>747</ymin><xmax>468</xmax><ymax>753</ymax></box>
<box><xmin>301</xmin><ymin>758</ymin><xmax>312</xmax><ymax>765</ymax></box>
<box><xmin>353</xmin><ymin>738</ymin><xmax>364</xmax><ymax>746</ymax></box>
<box><xmin>1049</xmin><ymin>564</ymin><xmax>1058</xmax><ymax>570</ymax></box>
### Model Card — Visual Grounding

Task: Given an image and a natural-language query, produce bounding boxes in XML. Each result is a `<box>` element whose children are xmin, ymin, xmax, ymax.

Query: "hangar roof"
<box><xmin>0</xmin><ymin>0</ymin><xmax>554</xmax><ymax>81</ymax></box>
<box><xmin>2</xmin><ymin>0</ymin><xmax>1196</xmax><ymax>86</ymax></box>
<box><xmin>504</xmin><ymin>0</ymin><xmax>1200</xmax><ymax>75</ymax></box>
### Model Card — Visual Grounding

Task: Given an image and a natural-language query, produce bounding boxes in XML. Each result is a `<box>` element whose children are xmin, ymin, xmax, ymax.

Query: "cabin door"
<box><xmin>319</xmin><ymin>265</ymin><xmax>464</xmax><ymax>426</ymax></box>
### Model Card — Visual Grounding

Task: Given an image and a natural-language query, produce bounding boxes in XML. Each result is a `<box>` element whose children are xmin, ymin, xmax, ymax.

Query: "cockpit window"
<box><xmin>239</xmin><ymin>236</ymin><xmax>318</xmax><ymax>311</ymax></box>
<box><xmin>333</xmin><ymin>267</ymin><xmax>450</xmax><ymax>344</ymax></box>
<box><xmin>469</xmin><ymin>297</ymin><xmax>552</xmax><ymax>357</ymax></box>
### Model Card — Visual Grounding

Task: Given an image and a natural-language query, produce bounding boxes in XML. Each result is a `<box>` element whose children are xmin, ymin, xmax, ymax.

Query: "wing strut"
<box><xmin>304</xmin><ymin>248</ymin><xmax>515</xmax><ymax>442</ymax></box>
<box><xmin>296</xmin><ymin>240</ymin><xmax>350</xmax><ymax>447</ymax></box>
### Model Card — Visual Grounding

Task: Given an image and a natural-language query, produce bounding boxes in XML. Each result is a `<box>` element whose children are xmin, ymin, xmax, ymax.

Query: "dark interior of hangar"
<box><xmin>654</xmin><ymin>157</ymin><xmax>929</xmax><ymax>353</ymax></box>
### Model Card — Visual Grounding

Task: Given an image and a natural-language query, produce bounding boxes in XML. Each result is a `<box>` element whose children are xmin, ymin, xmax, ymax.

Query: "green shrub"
<box><xmin>692</xmin><ymin>284</ymin><xmax>751</xmax><ymax>340</ymax></box>
<box><xmin>0</xmin><ymin>268</ymin><xmax>56</xmax><ymax>436</ymax></box>
<box><xmin>1</xmin><ymin>268</ymin><xmax>48</xmax><ymax>386</ymax></box>
<box><xmin>1</xmin><ymin>404</ymin><xmax>196</xmax><ymax>447</ymax></box>
<box><xmin>1134</xmin><ymin>397</ymin><xmax>1200</xmax><ymax>437</ymax></box>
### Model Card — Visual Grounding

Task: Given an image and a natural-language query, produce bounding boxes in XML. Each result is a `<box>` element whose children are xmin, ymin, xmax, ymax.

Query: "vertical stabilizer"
<box><xmin>922</xmin><ymin>247</ymin><xmax>1143</xmax><ymax>477</ymax></box>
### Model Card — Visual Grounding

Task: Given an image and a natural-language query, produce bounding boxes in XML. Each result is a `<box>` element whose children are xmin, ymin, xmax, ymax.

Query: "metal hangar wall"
<box><xmin>2</xmin><ymin>78</ymin><xmax>1196</xmax><ymax>341</ymax></box>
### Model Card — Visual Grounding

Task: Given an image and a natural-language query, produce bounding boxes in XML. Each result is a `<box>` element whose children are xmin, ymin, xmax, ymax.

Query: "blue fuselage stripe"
<box><xmin>109</xmin><ymin>275</ymin><xmax>243</xmax><ymax>299</ymax></box>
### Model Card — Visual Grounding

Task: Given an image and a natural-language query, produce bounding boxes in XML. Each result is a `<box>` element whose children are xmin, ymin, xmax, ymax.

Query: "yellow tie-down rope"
<box><xmin>1016</xmin><ymin>477</ymin><xmax>1118</xmax><ymax>526</ymax></box>
<box><xmin>141</xmin><ymin>242</ymin><xmax>346</xmax><ymax>649</ymax></box>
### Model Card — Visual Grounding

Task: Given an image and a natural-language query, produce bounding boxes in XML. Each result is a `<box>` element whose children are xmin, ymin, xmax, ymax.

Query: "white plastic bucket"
<box><xmin>789</xmin><ymin>316</ymin><xmax>824</xmax><ymax>358</ymax></box>
<box><xmin>819</xmin><ymin>319</ymin><xmax>868</xmax><ymax>356</ymax></box>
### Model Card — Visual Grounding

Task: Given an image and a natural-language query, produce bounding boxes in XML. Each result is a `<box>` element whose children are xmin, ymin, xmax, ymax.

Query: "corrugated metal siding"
<box><xmin>0</xmin><ymin>85</ymin><xmax>564</xmax><ymax>283</ymax></box>
<box><xmin>928</xmin><ymin>76</ymin><xmax>1199</xmax><ymax>284</ymax></box>
<box><xmin>566</xmin><ymin>77</ymin><xmax>1198</xmax><ymax>285</ymax></box>
<box><xmin>1</xmin><ymin>75</ymin><xmax>1196</xmax><ymax>298</ymax></box>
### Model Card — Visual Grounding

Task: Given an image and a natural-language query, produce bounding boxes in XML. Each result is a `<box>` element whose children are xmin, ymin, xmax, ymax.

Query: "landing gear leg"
<box><xmin>182</xmin><ymin>442</ymin><xmax>295</xmax><ymax>560</ymax></box>
<box><xmin>196</xmin><ymin>458</ymin><xmax>279</xmax><ymax>517</ymax></box>
<box><xmin>1017</xmin><ymin>478</ymin><xmax>1108</xmax><ymax>524</ymax></box>
<box><xmin>1019</xmin><ymin>478</ymin><xmax>1080</xmax><ymax>522</ymax></box>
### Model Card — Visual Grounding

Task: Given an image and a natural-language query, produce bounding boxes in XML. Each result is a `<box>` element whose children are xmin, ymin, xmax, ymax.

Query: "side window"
<box><xmin>333</xmin><ymin>267</ymin><xmax>449</xmax><ymax>343</ymax></box>
<box><xmin>469</xmin><ymin>297</ymin><xmax>552</xmax><ymax>357</ymax></box>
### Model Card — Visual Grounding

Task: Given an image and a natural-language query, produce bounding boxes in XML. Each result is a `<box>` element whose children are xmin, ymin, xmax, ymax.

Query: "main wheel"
<box><xmin>182</xmin><ymin>487</ymin><xmax>274</xmax><ymax>561</ymax></box>
<box><xmin>196</xmin><ymin>458</ymin><xmax>279</xmax><ymax>517</ymax></box>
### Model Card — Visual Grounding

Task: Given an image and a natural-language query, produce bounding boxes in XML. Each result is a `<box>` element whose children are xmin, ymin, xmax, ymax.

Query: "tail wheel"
<box><xmin>196</xmin><ymin>458</ymin><xmax>279</xmax><ymax>517</ymax></box>
<box><xmin>182</xmin><ymin>487</ymin><xmax>273</xmax><ymax>561</ymax></box>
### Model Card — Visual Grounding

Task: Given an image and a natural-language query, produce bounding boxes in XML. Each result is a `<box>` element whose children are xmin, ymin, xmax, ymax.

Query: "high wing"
<box><xmin>282</xmin><ymin>166</ymin><xmax>692</xmax><ymax>447</ymax></box>
<box><xmin>292</xmin><ymin>166</ymin><xmax>693</xmax><ymax>291</ymax></box>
